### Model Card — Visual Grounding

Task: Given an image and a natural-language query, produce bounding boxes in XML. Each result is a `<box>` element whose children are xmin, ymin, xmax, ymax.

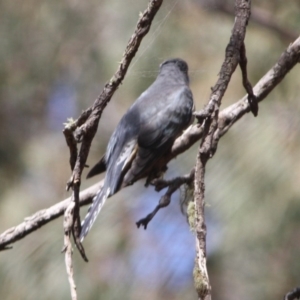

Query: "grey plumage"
<box><xmin>80</xmin><ymin>58</ymin><xmax>194</xmax><ymax>241</ymax></box>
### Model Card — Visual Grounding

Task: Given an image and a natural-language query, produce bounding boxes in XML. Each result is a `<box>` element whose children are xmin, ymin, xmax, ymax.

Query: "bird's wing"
<box><xmin>103</xmin><ymin>114</ymin><xmax>139</xmax><ymax>193</ymax></box>
<box><xmin>124</xmin><ymin>85</ymin><xmax>194</xmax><ymax>184</ymax></box>
<box><xmin>138</xmin><ymin>85</ymin><xmax>193</xmax><ymax>148</ymax></box>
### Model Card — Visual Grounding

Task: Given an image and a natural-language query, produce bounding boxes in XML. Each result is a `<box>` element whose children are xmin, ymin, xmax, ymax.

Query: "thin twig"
<box><xmin>62</xmin><ymin>0</ymin><xmax>164</xmax><ymax>261</ymax></box>
<box><xmin>239</xmin><ymin>42</ymin><xmax>258</xmax><ymax>116</ymax></box>
<box><xmin>170</xmin><ymin>35</ymin><xmax>300</xmax><ymax>161</ymax></box>
<box><xmin>62</xmin><ymin>201</ymin><xmax>77</xmax><ymax>300</ymax></box>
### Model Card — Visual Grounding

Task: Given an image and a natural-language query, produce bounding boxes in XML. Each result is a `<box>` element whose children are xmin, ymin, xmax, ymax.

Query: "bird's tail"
<box><xmin>80</xmin><ymin>186</ymin><xmax>110</xmax><ymax>241</ymax></box>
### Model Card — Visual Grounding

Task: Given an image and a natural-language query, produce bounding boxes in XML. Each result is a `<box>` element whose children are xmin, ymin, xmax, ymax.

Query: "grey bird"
<box><xmin>80</xmin><ymin>58</ymin><xmax>194</xmax><ymax>241</ymax></box>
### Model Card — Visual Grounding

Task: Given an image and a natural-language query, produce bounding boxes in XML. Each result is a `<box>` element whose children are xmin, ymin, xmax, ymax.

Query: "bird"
<box><xmin>80</xmin><ymin>58</ymin><xmax>194</xmax><ymax>241</ymax></box>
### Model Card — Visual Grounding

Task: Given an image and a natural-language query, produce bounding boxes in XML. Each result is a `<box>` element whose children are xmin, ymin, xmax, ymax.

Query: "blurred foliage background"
<box><xmin>0</xmin><ymin>0</ymin><xmax>299</xmax><ymax>299</ymax></box>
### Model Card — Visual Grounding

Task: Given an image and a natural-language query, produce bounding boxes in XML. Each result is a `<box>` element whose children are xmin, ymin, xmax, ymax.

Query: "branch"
<box><xmin>63</xmin><ymin>0</ymin><xmax>163</xmax><ymax>253</ymax></box>
<box><xmin>216</xmin><ymin>34</ymin><xmax>300</xmax><ymax>137</ymax></box>
<box><xmin>0</xmin><ymin>182</ymin><xmax>102</xmax><ymax>251</ymax></box>
<box><xmin>239</xmin><ymin>42</ymin><xmax>258</xmax><ymax>116</ymax></box>
<box><xmin>0</xmin><ymin>35</ymin><xmax>299</xmax><ymax>251</ymax></box>
<box><xmin>63</xmin><ymin>1</ymin><xmax>164</xmax><ymax>296</ymax></box>
<box><xmin>169</xmin><ymin>35</ymin><xmax>300</xmax><ymax>160</ymax></box>
<box><xmin>193</xmin><ymin>1</ymin><xmax>252</xmax><ymax>298</ymax></box>
<box><xmin>62</xmin><ymin>201</ymin><xmax>77</xmax><ymax>300</ymax></box>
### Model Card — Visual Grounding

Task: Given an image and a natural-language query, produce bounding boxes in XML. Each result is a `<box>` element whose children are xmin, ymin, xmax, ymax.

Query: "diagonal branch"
<box><xmin>0</xmin><ymin>35</ymin><xmax>299</xmax><ymax>252</ymax></box>
<box><xmin>0</xmin><ymin>182</ymin><xmax>102</xmax><ymax>251</ymax></box>
<box><xmin>60</xmin><ymin>2</ymin><xmax>164</xmax><ymax>298</ymax></box>
<box><xmin>170</xmin><ymin>35</ymin><xmax>300</xmax><ymax>160</ymax></box>
<box><xmin>63</xmin><ymin>0</ymin><xmax>163</xmax><ymax>261</ymax></box>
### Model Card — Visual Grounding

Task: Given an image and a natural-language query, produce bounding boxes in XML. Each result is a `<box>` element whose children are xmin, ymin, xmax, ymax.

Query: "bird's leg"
<box><xmin>136</xmin><ymin>194</ymin><xmax>171</xmax><ymax>229</ymax></box>
<box><xmin>145</xmin><ymin>165</ymin><xmax>168</xmax><ymax>187</ymax></box>
<box><xmin>137</xmin><ymin>168</ymin><xmax>195</xmax><ymax>229</ymax></box>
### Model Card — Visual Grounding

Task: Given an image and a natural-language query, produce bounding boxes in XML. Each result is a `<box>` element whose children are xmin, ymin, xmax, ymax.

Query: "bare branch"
<box><xmin>170</xmin><ymin>35</ymin><xmax>300</xmax><ymax>160</ymax></box>
<box><xmin>0</xmin><ymin>182</ymin><xmax>101</xmax><ymax>251</ymax></box>
<box><xmin>62</xmin><ymin>0</ymin><xmax>164</xmax><ymax>266</ymax></box>
<box><xmin>64</xmin><ymin>0</ymin><xmax>164</xmax><ymax>187</ymax></box>
<box><xmin>62</xmin><ymin>201</ymin><xmax>78</xmax><ymax>300</ymax></box>
<box><xmin>218</xmin><ymin>35</ymin><xmax>300</xmax><ymax>137</ymax></box>
<box><xmin>0</xmin><ymin>35</ymin><xmax>299</xmax><ymax>251</ymax></box>
<box><xmin>239</xmin><ymin>42</ymin><xmax>258</xmax><ymax>116</ymax></box>
<box><xmin>54</xmin><ymin>2</ymin><xmax>166</xmax><ymax>295</ymax></box>
<box><xmin>193</xmin><ymin>1</ymin><xmax>252</xmax><ymax>298</ymax></box>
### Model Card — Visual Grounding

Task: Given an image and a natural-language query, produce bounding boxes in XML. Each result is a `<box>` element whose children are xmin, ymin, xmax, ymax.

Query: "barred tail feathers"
<box><xmin>80</xmin><ymin>187</ymin><xmax>110</xmax><ymax>241</ymax></box>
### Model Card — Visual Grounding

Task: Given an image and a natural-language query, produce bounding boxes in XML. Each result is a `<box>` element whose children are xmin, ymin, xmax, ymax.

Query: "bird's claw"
<box><xmin>136</xmin><ymin>217</ymin><xmax>150</xmax><ymax>230</ymax></box>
